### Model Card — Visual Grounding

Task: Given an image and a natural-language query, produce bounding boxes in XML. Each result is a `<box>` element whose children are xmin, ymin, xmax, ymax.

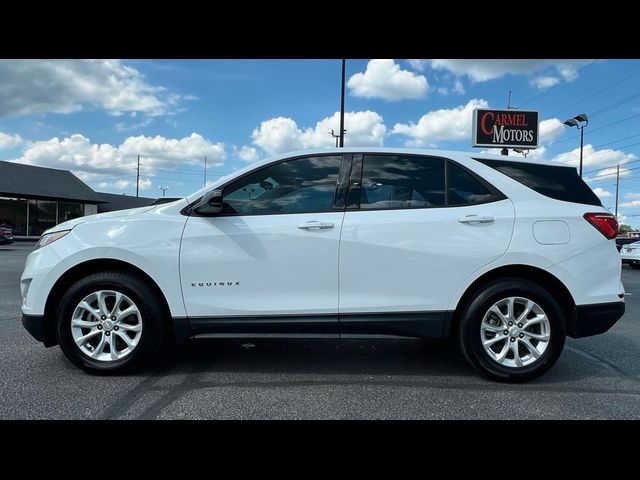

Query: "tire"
<box><xmin>457</xmin><ymin>278</ymin><xmax>566</xmax><ymax>382</ymax></box>
<box><xmin>55</xmin><ymin>270</ymin><xmax>169</xmax><ymax>374</ymax></box>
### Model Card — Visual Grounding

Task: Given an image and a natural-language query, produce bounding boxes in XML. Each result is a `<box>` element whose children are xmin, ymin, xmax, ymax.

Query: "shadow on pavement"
<box><xmin>161</xmin><ymin>338</ymin><xmax>476</xmax><ymax>378</ymax></box>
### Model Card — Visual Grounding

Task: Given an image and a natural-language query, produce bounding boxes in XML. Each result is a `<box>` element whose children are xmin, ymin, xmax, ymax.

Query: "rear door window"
<box><xmin>353</xmin><ymin>154</ymin><xmax>503</xmax><ymax>210</ymax></box>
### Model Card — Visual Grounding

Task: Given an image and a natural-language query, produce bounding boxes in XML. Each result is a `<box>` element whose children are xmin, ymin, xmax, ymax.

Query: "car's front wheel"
<box><xmin>55</xmin><ymin>271</ymin><xmax>169</xmax><ymax>374</ymax></box>
<box><xmin>457</xmin><ymin>278</ymin><xmax>566</xmax><ymax>382</ymax></box>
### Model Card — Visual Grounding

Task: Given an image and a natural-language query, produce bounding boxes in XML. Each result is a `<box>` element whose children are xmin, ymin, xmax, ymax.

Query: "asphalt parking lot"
<box><xmin>1</xmin><ymin>241</ymin><xmax>639</xmax><ymax>419</ymax></box>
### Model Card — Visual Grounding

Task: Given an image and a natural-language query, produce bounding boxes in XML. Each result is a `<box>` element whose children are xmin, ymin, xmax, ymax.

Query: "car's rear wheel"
<box><xmin>56</xmin><ymin>271</ymin><xmax>169</xmax><ymax>374</ymax></box>
<box><xmin>457</xmin><ymin>278</ymin><xmax>566</xmax><ymax>382</ymax></box>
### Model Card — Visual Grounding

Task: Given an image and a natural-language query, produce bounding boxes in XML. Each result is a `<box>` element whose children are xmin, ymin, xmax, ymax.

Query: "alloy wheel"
<box><xmin>70</xmin><ymin>290</ymin><xmax>143</xmax><ymax>362</ymax></box>
<box><xmin>480</xmin><ymin>296</ymin><xmax>551</xmax><ymax>368</ymax></box>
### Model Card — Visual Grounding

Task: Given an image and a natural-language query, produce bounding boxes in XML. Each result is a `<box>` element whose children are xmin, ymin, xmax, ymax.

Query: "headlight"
<box><xmin>34</xmin><ymin>230</ymin><xmax>71</xmax><ymax>250</ymax></box>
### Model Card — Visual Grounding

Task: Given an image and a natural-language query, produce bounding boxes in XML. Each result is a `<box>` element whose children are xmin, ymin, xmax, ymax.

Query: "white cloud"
<box><xmin>251</xmin><ymin>111</ymin><xmax>387</xmax><ymax>155</ymax></box>
<box><xmin>115</xmin><ymin>117</ymin><xmax>154</xmax><ymax>132</ymax></box>
<box><xmin>8</xmin><ymin>133</ymin><xmax>225</xmax><ymax>187</ymax></box>
<box><xmin>625</xmin><ymin>192</ymin><xmax>640</xmax><ymax>200</ymax></box>
<box><xmin>235</xmin><ymin>145</ymin><xmax>261</xmax><ymax>163</ymax></box>
<box><xmin>530</xmin><ymin>75</ymin><xmax>561</xmax><ymax>90</ymax></box>
<box><xmin>428</xmin><ymin>59</ymin><xmax>591</xmax><ymax>83</ymax></box>
<box><xmin>0</xmin><ymin>60</ymin><xmax>184</xmax><ymax>118</ymax></box>
<box><xmin>407</xmin><ymin>59</ymin><xmax>429</xmax><ymax>72</ymax></box>
<box><xmin>118</xmin><ymin>133</ymin><xmax>225</xmax><ymax>170</ymax></box>
<box><xmin>301</xmin><ymin>111</ymin><xmax>387</xmax><ymax>149</ymax></box>
<box><xmin>619</xmin><ymin>200</ymin><xmax>640</xmax><ymax>208</ymax></box>
<box><xmin>251</xmin><ymin>117</ymin><xmax>303</xmax><ymax>154</ymax></box>
<box><xmin>584</xmin><ymin>167</ymin><xmax>632</xmax><ymax>186</ymax></box>
<box><xmin>592</xmin><ymin>187</ymin><xmax>612</xmax><ymax>198</ymax></box>
<box><xmin>539</xmin><ymin>118</ymin><xmax>565</xmax><ymax>144</ymax></box>
<box><xmin>554</xmin><ymin>144</ymin><xmax>637</xmax><ymax>171</ymax></box>
<box><xmin>453</xmin><ymin>79</ymin><xmax>465</xmax><ymax>95</ymax></box>
<box><xmin>0</xmin><ymin>132</ymin><xmax>22</xmax><ymax>150</ymax></box>
<box><xmin>347</xmin><ymin>59</ymin><xmax>428</xmax><ymax>101</ymax></box>
<box><xmin>98</xmin><ymin>178</ymin><xmax>152</xmax><ymax>191</ymax></box>
<box><xmin>526</xmin><ymin>146</ymin><xmax>547</xmax><ymax>160</ymax></box>
<box><xmin>392</xmin><ymin>99</ymin><xmax>488</xmax><ymax>147</ymax></box>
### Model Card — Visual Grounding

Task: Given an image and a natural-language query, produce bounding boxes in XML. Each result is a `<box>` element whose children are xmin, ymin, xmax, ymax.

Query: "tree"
<box><xmin>619</xmin><ymin>224</ymin><xmax>633</xmax><ymax>234</ymax></box>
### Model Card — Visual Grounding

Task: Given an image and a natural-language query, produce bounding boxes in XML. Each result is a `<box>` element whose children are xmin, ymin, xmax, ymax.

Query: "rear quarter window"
<box><xmin>475</xmin><ymin>158</ymin><xmax>602</xmax><ymax>207</ymax></box>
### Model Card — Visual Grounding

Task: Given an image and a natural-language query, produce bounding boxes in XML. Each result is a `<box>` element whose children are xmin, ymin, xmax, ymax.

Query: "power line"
<box><xmin>592</xmin><ymin>132</ymin><xmax>640</xmax><ymax>149</ymax></box>
<box><xmin>517</xmin><ymin>61</ymin><xmax>597</xmax><ymax>109</ymax></box>
<box><xmin>565</xmin><ymin>140</ymin><xmax>640</xmax><ymax>177</ymax></box>
<box><xmin>546</xmin><ymin>112</ymin><xmax>640</xmax><ymax>148</ymax></box>
<box><xmin>540</xmin><ymin>89</ymin><xmax>640</xmax><ymax>141</ymax></box>
<box><xmin>585</xmin><ymin>164</ymin><xmax>640</xmax><ymax>181</ymax></box>
<box><xmin>549</xmin><ymin>70</ymin><xmax>640</xmax><ymax>118</ymax></box>
<box><xmin>583</xmin><ymin>158</ymin><xmax>640</xmax><ymax>176</ymax></box>
<box><xmin>590</xmin><ymin>90</ymin><xmax>640</xmax><ymax>117</ymax></box>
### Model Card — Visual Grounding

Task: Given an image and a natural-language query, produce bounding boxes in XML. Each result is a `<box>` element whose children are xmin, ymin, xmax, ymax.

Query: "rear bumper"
<box><xmin>568</xmin><ymin>301</ymin><xmax>625</xmax><ymax>338</ymax></box>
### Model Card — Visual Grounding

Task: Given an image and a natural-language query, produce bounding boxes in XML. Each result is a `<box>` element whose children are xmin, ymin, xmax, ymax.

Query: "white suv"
<box><xmin>20</xmin><ymin>148</ymin><xmax>625</xmax><ymax>381</ymax></box>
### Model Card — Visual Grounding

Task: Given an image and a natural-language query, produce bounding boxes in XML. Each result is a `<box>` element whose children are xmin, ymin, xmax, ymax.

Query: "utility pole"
<box><xmin>501</xmin><ymin>90</ymin><xmax>514</xmax><ymax>156</ymax></box>
<box><xmin>615</xmin><ymin>164</ymin><xmax>620</xmax><ymax>219</ymax></box>
<box><xmin>330</xmin><ymin>129</ymin><xmax>340</xmax><ymax>147</ymax></box>
<box><xmin>579</xmin><ymin>124</ymin><xmax>585</xmax><ymax>177</ymax></box>
<box><xmin>204</xmin><ymin>155</ymin><xmax>207</xmax><ymax>188</ymax></box>
<box><xmin>339</xmin><ymin>59</ymin><xmax>346</xmax><ymax>147</ymax></box>
<box><xmin>136</xmin><ymin>154</ymin><xmax>140</xmax><ymax>198</ymax></box>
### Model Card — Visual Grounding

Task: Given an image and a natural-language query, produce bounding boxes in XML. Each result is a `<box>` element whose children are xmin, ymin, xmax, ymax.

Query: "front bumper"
<box><xmin>22</xmin><ymin>314</ymin><xmax>45</xmax><ymax>342</ymax></box>
<box><xmin>22</xmin><ymin>314</ymin><xmax>56</xmax><ymax>347</ymax></box>
<box><xmin>621</xmin><ymin>258</ymin><xmax>640</xmax><ymax>265</ymax></box>
<box><xmin>568</xmin><ymin>301</ymin><xmax>625</xmax><ymax>338</ymax></box>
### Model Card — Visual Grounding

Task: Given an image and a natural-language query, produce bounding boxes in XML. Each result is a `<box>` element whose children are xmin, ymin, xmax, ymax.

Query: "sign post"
<box><xmin>472</xmin><ymin>108</ymin><xmax>539</xmax><ymax>152</ymax></box>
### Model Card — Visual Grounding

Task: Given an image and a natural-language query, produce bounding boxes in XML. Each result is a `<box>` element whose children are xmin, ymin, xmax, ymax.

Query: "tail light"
<box><xmin>584</xmin><ymin>212</ymin><xmax>618</xmax><ymax>239</ymax></box>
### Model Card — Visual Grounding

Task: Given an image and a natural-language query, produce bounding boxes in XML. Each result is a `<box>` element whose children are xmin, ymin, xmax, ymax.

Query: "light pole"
<box><xmin>339</xmin><ymin>59</ymin><xmax>346</xmax><ymax>147</ymax></box>
<box><xmin>159</xmin><ymin>185</ymin><xmax>169</xmax><ymax>197</ymax></box>
<box><xmin>563</xmin><ymin>113</ymin><xmax>589</xmax><ymax>177</ymax></box>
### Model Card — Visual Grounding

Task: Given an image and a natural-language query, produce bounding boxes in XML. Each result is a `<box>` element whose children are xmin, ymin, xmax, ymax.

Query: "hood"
<box><xmin>44</xmin><ymin>205</ymin><xmax>158</xmax><ymax>234</ymax></box>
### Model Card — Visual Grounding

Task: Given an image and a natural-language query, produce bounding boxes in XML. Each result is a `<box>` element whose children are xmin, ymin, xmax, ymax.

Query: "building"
<box><xmin>0</xmin><ymin>161</ymin><xmax>154</xmax><ymax>239</ymax></box>
<box><xmin>96</xmin><ymin>192</ymin><xmax>158</xmax><ymax>213</ymax></box>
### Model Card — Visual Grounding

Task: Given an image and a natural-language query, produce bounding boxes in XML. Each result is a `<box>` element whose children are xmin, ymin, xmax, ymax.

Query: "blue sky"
<box><xmin>1</xmin><ymin>59</ymin><xmax>640</xmax><ymax>225</ymax></box>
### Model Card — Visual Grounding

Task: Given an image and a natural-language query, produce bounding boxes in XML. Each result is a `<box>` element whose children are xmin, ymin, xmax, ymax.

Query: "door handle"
<box><xmin>297</xmin><ymin>221</ymin><xmax>335</xmax><ymax>230</ymax></box>
<box><xmin>458</xmin><ymin>215</ymin><xmax>494</xmax><ymax>224</ymax></box>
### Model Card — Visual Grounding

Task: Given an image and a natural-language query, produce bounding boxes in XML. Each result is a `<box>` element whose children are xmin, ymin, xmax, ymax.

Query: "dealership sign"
<box><xmin>472</xmin><ymin>108</ymin><xmax>539</xmax><ymax>149</ymax></box>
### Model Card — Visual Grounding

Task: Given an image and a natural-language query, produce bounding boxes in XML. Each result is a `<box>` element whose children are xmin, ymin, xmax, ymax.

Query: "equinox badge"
<box><xmin>190</xmin><ymin>281</ymin><xmax>240</xmax><ymax>287</ymax></box>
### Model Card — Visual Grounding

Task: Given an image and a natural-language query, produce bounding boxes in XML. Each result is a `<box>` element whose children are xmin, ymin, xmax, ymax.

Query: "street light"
<box><xmin>563</xmin><ymin>113</ymin><xmax>589</xmax><ymax>177</ymax></box>
<box><xmin>159</xmin><ymin>185</ymin><xmax>169</xmax><ymax>197</ymax></box>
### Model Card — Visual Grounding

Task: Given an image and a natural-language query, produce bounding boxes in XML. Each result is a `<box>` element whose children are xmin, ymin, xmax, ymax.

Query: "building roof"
<box><xmin>0</xmin><ymin>161</ymin><xmax>105</xmax><ymax>203</ymax></box>
<box><xmin>96</xmin><ymin>192</ymin><xmax>155</xmax><ymax>213</ymax></box>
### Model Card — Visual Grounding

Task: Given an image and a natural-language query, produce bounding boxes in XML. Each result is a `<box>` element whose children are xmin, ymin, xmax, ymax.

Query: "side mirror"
<box><xmin>193</xmin><ymin>189</ymin><xmax>224</xmax><ymax>215</ymax></box>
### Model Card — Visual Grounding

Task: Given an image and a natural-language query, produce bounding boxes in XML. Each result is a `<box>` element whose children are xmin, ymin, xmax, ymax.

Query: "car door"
<box><xmin>180</xmin><ymin>154</ymin><xmax>346</xmax><ymax>334</ymax></box>
<box><xmin>338</xmin><ymin>153</ymin><xmax>515</xmax><ymax>337</ymax></box>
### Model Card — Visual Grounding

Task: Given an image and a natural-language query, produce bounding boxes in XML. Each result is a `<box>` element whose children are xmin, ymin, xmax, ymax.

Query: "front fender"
<box><xmin>23</xmin><ymin>204</ymin><xmax>188</xmax><ymax>317</ymax></box>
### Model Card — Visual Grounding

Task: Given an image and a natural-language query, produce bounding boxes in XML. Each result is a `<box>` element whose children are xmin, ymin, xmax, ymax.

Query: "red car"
<box><xmin>0</xmin><ymin>225</ymin><xmax>14</xmax><ymax>244</ymax></box>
